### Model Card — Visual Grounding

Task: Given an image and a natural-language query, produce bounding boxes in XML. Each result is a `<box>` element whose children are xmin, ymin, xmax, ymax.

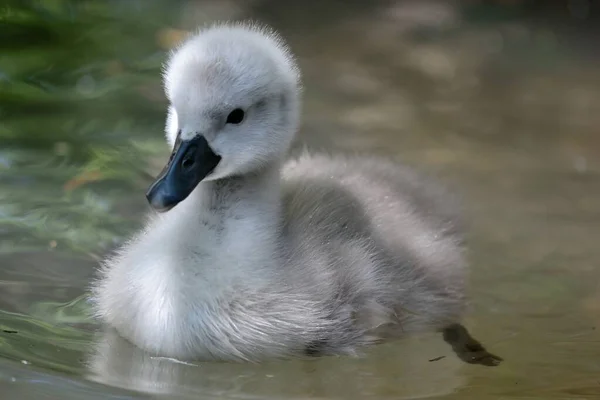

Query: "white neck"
<box><xmin>98</xmin><ymin>162</ymin><xmax>289</xmax><ymax>357</ymax></box>
<box><xmin>192</xmin><ymin>165</ymin><xmax>282</xmax><ymax>225</ymax></box>
<box><xmin>161</xmin><ymin>163</ymin><xmax>284</xmax><ymax>288</ymax></box>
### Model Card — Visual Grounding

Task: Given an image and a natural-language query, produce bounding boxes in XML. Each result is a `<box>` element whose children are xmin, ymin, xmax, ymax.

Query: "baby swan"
<box><xmin>92</xmin><ymin>22</ymin><xmax>500</xmax><ymax>364</ymax></box>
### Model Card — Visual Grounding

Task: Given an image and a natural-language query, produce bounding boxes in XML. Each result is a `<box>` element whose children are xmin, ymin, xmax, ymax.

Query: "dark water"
<box><xmin>2</xmin><ymin>1</ymin><xmax>600</xmax><ymax>398</ymax></box>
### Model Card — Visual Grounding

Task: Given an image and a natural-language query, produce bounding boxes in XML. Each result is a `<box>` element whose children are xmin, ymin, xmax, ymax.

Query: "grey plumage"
<box><xmin>91</xmin><ymin>22</ymin><xmax>500</xmax><ymax>365</ymax></box>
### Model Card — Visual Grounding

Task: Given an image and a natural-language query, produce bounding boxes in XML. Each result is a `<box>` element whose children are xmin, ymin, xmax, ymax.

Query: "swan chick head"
<box><xmin>147</xmin><ymin>22</ymin><xmax>301</xmax><ymax>212</ymax></box>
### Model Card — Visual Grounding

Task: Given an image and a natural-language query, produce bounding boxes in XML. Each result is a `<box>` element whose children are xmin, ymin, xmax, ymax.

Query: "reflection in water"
<box><xmin>0</xmin><ymin>358</ymin><xmax>142</xmax><ymax>400</ymax></box>
<box><xmin>85</xmin><ymin>329</ymin><xmax>466</xmax><ymax>399</ymax></box>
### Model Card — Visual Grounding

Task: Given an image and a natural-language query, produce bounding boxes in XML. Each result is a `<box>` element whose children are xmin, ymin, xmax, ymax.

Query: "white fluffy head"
<box><xmin>163</xmin><ymin>22</ymin><xmax>301</xmax><ymax>179</ymax></box>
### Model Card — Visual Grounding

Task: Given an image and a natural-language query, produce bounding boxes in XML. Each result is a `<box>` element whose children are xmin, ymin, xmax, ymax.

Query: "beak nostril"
<box><xmin>182</xmin><ymin>158</ymin><xmax>195</xmax><ymax>170</ymax></box>
<box><xmin>147</xmin><ymin>134</ymin><xmax>220</xmax><ymax>212</ymax></box>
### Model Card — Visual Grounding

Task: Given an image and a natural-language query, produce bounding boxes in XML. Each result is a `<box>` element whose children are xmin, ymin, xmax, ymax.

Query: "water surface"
<box><xmin>2</xmin><ymin>1</ymin><xmax>600</xmax><ymax>398</ymax></box>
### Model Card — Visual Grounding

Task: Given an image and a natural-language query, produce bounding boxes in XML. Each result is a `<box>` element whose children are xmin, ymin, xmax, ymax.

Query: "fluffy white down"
<box><xmin>91</xmin><ymin>22</ymin><xmax>467</xmax><ymax>361</ymax></box>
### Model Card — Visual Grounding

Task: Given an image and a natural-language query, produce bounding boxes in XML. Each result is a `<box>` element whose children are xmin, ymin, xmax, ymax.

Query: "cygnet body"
<box><xmin>92</xmin><ymin>23</ymin><xmax>487</xmax><ymax>362</ymax></box>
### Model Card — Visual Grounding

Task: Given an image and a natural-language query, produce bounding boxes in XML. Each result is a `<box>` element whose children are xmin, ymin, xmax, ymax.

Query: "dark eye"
<box><xmin>226</xmin><ymin>108</ymin><xmax>245</xmax><ymax>124</ymax></box>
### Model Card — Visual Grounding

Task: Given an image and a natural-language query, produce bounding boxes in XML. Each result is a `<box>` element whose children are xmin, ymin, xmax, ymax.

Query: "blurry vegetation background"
<box><xmin>1</xmin><ymin>0</ymin><xmax>598</xmax><ymax>256</ymax></box>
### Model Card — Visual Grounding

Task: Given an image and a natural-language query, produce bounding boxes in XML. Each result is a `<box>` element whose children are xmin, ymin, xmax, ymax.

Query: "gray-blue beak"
<box><xmin>146</xmin><ymin>133</ymin><xmax>221</xmax><ymax>212</ymax></box>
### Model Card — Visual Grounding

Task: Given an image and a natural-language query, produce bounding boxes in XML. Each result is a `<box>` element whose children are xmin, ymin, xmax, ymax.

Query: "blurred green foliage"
<box><xmin>0</xmin><ymin>0</ymin><xmax>181</xmax><ymax>254</ymax></box>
